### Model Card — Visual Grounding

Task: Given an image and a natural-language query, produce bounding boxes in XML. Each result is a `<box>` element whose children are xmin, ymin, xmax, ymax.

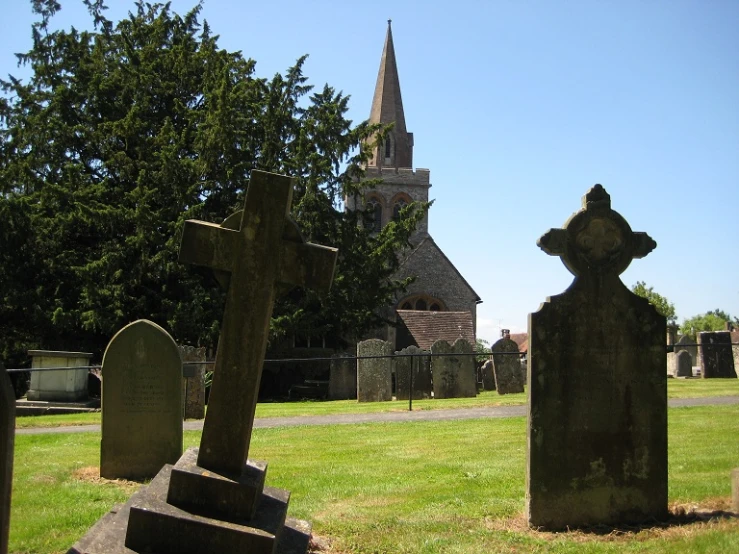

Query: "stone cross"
<box><xmin>179</xmin><ymin>170</ymin><xmax>337</xmax><ymax>474</ymax></box>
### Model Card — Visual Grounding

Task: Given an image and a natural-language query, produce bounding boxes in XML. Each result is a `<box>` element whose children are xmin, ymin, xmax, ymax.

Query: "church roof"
<box><xmin>396</xmin><ymin>310</ymin><xmax>475</xmax><ymax>350</ymax></box>
<box><xmin>369</xmin><ymin>20</ymin><xmax>412</xmax><ymax>168</ymax></box>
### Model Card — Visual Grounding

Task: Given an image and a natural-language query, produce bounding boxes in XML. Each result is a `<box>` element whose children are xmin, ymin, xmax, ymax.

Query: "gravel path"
<box><xmin>15</xmin><ymin>395</ymin><xmax>739</xmax><ymax>435</ymax></box>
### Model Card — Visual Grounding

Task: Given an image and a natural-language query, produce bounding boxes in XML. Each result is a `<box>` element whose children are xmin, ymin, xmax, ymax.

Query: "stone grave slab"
<box><xmin>328</xmin><ymin>353</ymin><xmax>356</xmax><ymax>400</ymax></box>
<box><xmin>1</xmin><ymin>368</ymin><xmax>14</xmax><ymax>554</ymax></box>
<box><xmin>697</xmin><ymin>331</ymin><xmax>737</xmax><ymax>378</ymax></box>
<box><xmin>675</xmin><ymin>350</ymin><xmax>692</xmax><ymax>378</ymax></box>
<box><xmin>26</xmin><ymin>350</ymin><xmax>92</xmax><ymax>402</ymax></box>
<box><xmin>100</xmin><ymin>320</ymin><xmax>183</xmax><ymax>480</ymax></box>
<box><xmin>491</xmin><ymin>337</ymin><xmax>524</xmax><ymax>394</ymax></box>
<box><xmin>481</xmin><ymin>360</ymin><xmax>496</xmax><ymax>390</ymax></box>
<box><xmin>179</xmin><ymin>345</ymin><xmax>206</xmax><ymax>420</ymax></box>
<box><xmin>357</xmin><ymin>339</ymin><xmax>392</xmax><ymax>402</ymax></box>
<box><xmin>394</xmin><ymin>345</ymin><xmax>432</xmax><ymax>400</ymax></box>
<box><xmin>527</xmin><ymin>185</ymin><xmax>667</xmax><ymax>530</ymax></box>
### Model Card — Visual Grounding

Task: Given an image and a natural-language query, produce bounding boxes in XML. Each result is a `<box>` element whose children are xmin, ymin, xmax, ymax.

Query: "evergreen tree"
<box><xmin>0</xmin><ymin>1</ymin><xmax>425</xmax><ymax>366</ymax></box>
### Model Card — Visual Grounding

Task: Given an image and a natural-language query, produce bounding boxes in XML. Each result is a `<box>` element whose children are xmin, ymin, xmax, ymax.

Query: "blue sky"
<box><xmin>2</xmin><ymin>1</ymin><xmax>737</xmax><ymax>345</ymax></box>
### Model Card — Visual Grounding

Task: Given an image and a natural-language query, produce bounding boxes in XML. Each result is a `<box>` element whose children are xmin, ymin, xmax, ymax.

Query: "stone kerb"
<box><xmin>527</xmin><ymin>185</ymin><xmax>667</xmax><ymax>530</ymax></box>
<box><xmin>697</xmin><ymin>331</ymin><xmax>737</xmax><ymax>378</ymax></box>
<box><xmin>357</xmin><ymin>339</ymin><xmax>392</xmax><ymax>402</ymax></box>
<box><xmin>329</xmin><ymin>353</ymin><xmax>357</xmax><ymax>400</ymax></box>
<box><xmin>179</xmin><ymin>345</ymin><xmax>206</xmax><ymax>420</ymax></box>
<box><xmin>394</xmin><ymin>345</ymin><xmax>432</xmax><ymax>401</ymax></box>
<box><xmin>1</xmin><ymin>367</ymin><xmax>15</xmax><ymax>554</ymax></box>
<box><xmin>491</xmin><ymin>338</ymin><xmax>524</xmax><ymax>395</ymax></box>
<box><xmin>100</xmin><ymin>320</ymin><xmax>183</xmax><ymax>480</ymax></box>
<box><xmin>675</xmin><ymin>350</ymin><xmax>693</xmax><ymax>378</ymax></box>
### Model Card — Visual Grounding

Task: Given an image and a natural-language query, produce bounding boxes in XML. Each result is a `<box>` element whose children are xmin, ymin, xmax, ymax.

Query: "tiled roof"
<box><xmin>396</xmin><ymin>310</ymin><xmax>475</xmax><ymax>350</ymax></box>
<box><xmin>508</xmin><ymin>333</ymin><xmax>528</xmax><ymax>353</ymax></box>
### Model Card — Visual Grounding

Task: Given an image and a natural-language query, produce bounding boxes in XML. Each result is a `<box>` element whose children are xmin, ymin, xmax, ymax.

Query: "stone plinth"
<box><xmin>26</xmin><ymin>350</ymin><xmax>92</xmax><ymax>402</ymax></box>
<box><xmin>527</xmin><ymin>185</ymin><xmax>667</xmax><ymax>530</ymax></box>
<box><xmin>357</xmin><ymin>339</ymin><xmax>392</xmax><ymax>402</ymax></box>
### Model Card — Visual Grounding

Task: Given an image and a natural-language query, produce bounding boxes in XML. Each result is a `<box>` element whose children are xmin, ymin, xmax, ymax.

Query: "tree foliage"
<box><xmin>680</xmin><ymin>310</ymin><xmax>737</xmax><ymax>339</ymax></box>
<box><xmin>631</xmin><ymin>281</ymin><xmax>677</xmax><ymax>325</ymax></box>
<box><xmin>0</xmin><ymin>1</ymin><xmax>425</xmax><ymax>367</ymax></box>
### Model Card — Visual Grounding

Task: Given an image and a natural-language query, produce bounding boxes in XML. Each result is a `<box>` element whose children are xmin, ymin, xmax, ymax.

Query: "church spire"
<box><xmin>368</xmin><ymin>20</ymin><xmax>413</xmax><ymax>169</ymax></box>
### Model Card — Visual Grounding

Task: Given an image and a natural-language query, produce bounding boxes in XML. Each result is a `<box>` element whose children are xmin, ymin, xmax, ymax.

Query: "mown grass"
<box><xmin>8</xmin><ymin>405</ymin><xmax>739</xmax><ymax>553</ymax></box>
<box><xmin>14</xmin><ymin>378</ymin><xmax>739</xmax><ymax>429</ymax></box>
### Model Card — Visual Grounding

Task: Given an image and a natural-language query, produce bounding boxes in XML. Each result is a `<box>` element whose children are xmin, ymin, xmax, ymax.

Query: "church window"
<box><xmin>398</xmin><ymin>295</ymin><xmax>446</xmax><ymax>312</ymax></box>
<box><xmin>393</xmin><ymin>199</ymin><xmax>407</xmax><ymax>221</ymax></box>
<box><xmin>415</xmin><ymin>299</ymin><xmax>427</xmax><ymax>310</ymax></box>
<box><xmin>366</xmin><ymin>198</ymin><xmax>383</xmax><ymax>232</ymax></box>
<box><xmin>430</xmin><ymin>303</ymin><xmax>441</xmax><ymax>311</ymax></box>
<box><xmin>384</xmin><ymin>136</ymin><xmax>392</xmax><ymax>160</ymax></box>
<box><xmin>401</xmin><ymin>301</ymin><xmax>412</xmax><ymax>310</ymax></box>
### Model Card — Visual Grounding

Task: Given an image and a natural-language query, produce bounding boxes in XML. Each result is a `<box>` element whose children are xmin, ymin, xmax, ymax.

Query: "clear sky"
<box><xmin>2</xmin><ymin>1</ymin><xmax>737</xmax><ymax>345</ymax></box>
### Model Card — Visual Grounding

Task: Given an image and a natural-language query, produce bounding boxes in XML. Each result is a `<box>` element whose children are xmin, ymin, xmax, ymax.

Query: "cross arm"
<box><xmin>279</xmin><ymin>241</ymin><xmax>338</xmax><ymax>295</ymax></box>
<box><xmin>179</xmin><ymin>219</ymin><xmax>240</xmax><ymax>273</ymax></box>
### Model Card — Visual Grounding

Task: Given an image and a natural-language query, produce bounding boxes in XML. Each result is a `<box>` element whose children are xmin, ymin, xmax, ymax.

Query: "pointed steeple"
<box><xmin>368</xmin><ymin>20</ymin><xmax>413</xmax><ymax>169</ymax></box>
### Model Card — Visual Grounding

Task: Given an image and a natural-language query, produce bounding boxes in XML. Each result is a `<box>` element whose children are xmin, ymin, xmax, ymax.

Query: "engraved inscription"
<box><xmin>122</xmin><ymin>364</ymin><xmax>170</xmax><ymax>413</ymax></box>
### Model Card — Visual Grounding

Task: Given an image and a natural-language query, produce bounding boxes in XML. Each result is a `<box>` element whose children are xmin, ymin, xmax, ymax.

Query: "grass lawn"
<box><xmin>7</xmin><ymin>404</ymin><xmax>739</xmax><ymax>553</ymax></box>
<box><xmin>14</xmin><ymin>378</ymin><xmax>739</xmax><ymax>429</ymax></box>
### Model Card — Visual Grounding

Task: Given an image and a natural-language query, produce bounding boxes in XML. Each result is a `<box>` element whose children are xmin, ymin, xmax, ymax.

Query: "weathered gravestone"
<box><xmin>1</xmin><ymin>367</ymin><xmax>14</xmax><ymax>554</ymax></box>
<box><xmin>674</xmin><ymin>334</ymin><xmax>697</xmax><ymax>365</ymax></box>
<box><xmin>480</xmin><ymin>360</ymin><xmax>496</xmax><ymax>390</ymax></box>
<box><xmin>100</xmin><ymin>319</ymin><xmax>183</xmax><ymax>481</ymax></box>
<box><xmin>357</xmin><ymin>339</ymin><xmax>392</xmax><ymax>402</ymax></box>
<box><xmin>71</xmin><ymin>171</ymin><xmax>337</xmax><ymax>554</ymax></box>
<box><xmin>675</xmin><ymin>350</ymin><xmax>692</xmax><ymax>378</ymax></box>
<box><xmin>666</xmin><ymin>352</ymin><xmax>676</xmax><ymax>377</ymax></box>
<box><xmin>491</xmin><ymin>337</ymin><xmax>524</xmax><ymax>394</ymax></box>
<box><xmin>394</xmin><ymin>345</ymin><xmax>432</xmax><ymax>401</ymax></box>
<box><xmin>431</xmin><ymin>339</ymin><xmax>477</xmax><ymax>399</ymax></box>
<box><xmin>697</xmin><ymin>331</ymin><xmax>737</xmax><ymax>378</ymax></box>
<box><xmin>527</xmin><ymin>185</ymin><xmax>667</xmax><ymax>530</ymax></box>
<box><xmin>328</xmin><ymin>353</ymin><xmax>357</xmax><ymax>400</ymax></box>
<box><xmin>179</xmin><ymin>345</ymin><xmax>206</xmax><ymax>420</ymax></box>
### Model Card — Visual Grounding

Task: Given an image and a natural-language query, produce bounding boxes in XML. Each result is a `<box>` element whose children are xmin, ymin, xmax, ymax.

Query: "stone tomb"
<box><xmin>71</xmin><ymin>171</ymin><xmax>338</xmax><ymax>553</ymax></box>
<box><xmin>328</xmin><ymin>353</ymin><xmax>357</xmax><ymax>400</ymax></box>
<box><xmin>480</xmin><ymin>360</ymin><xmax>496</xmax><ymax>390</ymax></box>
<box><xmin>527</xmin><ymin>185</ymin><xmax>667</xmax><ymax>529</ymax></box>
<box><xmin>100</xmin><ymin>320</ymin><xmax>183</xmax><ymax>480</ymax></box>
<box><xmin>179</xmin><ymin>345</ymin><xmax>206</xmax><ymax>420</ymax></box>
<box><xmin>1</xmin><ymin>368</ymin><xmax>15</xmax><ymax>554</ymax></box>
<box><xmin>394</xmin><ymin>345</ymin><xmax>432</xmax><ymax>400</ymax></box>
<box><xmin>697</xmin><ymin>331</ymin><xmax>737</xmax><ymax>378</ymax></box>
<box><xmin>675</xmin><ymin>350</ymin><xmax>693</xmax><ymax>378</ymax></box>
<box><xmin>431</xmin><ymin>339</ymin><xmax>477</xmax><ymax>399</ymax></box>
<box><xmin>357</xmin><ymin>339</ymin><xmax>392</xmax><ymax>402</ymax></box>
<box><xmin>26</xmin><ymin>350</ymin><xmax>92</xmax><ymax>402</ymax></box>
<box><xmin>491</xmin><ymin>337</ymin><xmax>524</xmax><ymax>394</ymax></box>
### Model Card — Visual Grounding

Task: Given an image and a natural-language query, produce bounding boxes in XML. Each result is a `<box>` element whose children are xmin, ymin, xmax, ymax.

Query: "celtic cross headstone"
<box><xmin>527</xmin><ymin>185</ymin><xmax>667</xmax><ymax>529</ymax></box>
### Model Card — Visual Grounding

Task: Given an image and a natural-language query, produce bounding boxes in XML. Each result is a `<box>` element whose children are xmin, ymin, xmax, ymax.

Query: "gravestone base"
<box><xmin>167</xmin><ymin>447</ymin><xmax>266</xmax><ymax>521</ymax></box>
<box><xmin>68</xmin><ymin>463</ymin><xmax>311</xmax><ymax>554</ymax></box>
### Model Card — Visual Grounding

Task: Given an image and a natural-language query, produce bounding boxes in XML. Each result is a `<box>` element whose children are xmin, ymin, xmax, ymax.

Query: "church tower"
<box><xmin>347</xmin><ymin>20</ymin><xmax>431</xmax><ymax>240</ymax></box>
<box><xmin>348</xmin><ymin>21</ymin><xmax>481</xmax><ymax>350</ymax></box>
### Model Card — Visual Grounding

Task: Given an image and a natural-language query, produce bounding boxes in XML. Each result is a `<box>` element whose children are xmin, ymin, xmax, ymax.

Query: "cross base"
<box><xmin>167</xmin><ymin>447</ymin><xmax>267</xmax><ymax>521</ymax></box>
<box><xmin>67</xmin><ymin>453</ymin><xmax>311</xmax><ymax>554</ymax></box>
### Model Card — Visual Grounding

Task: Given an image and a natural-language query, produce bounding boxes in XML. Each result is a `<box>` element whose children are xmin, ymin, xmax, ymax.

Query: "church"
<box><xmin>346</xmin><ymin>21</ymin><xmax>482</xmax><ymax>351</ymax></box>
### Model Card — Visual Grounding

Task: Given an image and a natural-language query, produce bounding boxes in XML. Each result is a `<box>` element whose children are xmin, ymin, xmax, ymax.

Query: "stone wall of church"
<box><xmin>393</xmin><ymin>240</ymin><xmax>479</xmax><ymax>331</ymax></box>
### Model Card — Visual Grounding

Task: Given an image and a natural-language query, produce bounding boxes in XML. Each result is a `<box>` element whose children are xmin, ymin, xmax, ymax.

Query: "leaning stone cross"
<box><xmin>179</xmin><ymin>170</ymin><xmax>337</xmax><ymax>474</ymax></box>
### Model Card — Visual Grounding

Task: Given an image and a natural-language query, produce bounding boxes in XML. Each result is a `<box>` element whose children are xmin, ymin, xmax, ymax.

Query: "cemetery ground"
<box><xmin>8</xmin><ymin>388</ymin><xmax>739</xmax><ymax>553</ymax></box>
<box><xmin>13</xmin><ymin>379</ymin><xmax>739</xmax><ymax>430</ymax></box>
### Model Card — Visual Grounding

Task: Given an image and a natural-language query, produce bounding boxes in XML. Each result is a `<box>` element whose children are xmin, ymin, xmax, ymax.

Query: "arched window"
<box><xmin>393</xmin><ymin>199</ymin><xmax>407</xmax><ymax>221</ymax></box>
<box><xmin>398</xmin><ymin>295</ymin><xmax>446</xmax><ymax>312</ymax></box>
<box><xmin>384</xmin><ymin>136</ymin><xmax>392</xmax><ymax>160</ymax></box>
<box><xmin>366</xmin><ymin>197</ymin><xmax>383</xmax><ymax>232</ymax></box>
